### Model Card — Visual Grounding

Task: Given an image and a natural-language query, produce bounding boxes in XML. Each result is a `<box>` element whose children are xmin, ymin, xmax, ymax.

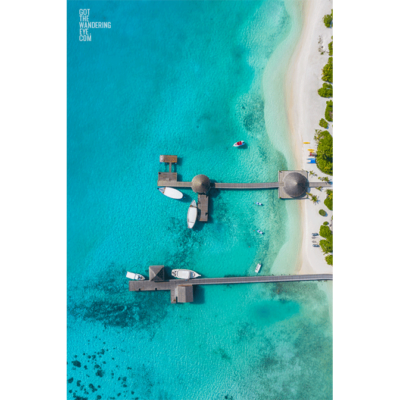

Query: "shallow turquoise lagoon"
<box><xmin>68</xmin><ymin>1</ymin><xmax>332</xmax><ymax>399</ymax></box>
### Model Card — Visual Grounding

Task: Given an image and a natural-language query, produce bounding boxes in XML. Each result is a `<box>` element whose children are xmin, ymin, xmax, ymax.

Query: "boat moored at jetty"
<box><xmin>255</xmin><ymin>263</ymin><xmax>262</xmax><ymax>273</ymax></box>
<box><xmin>187</xmin><ymin>200</ymin><xmax>198</xmax><ymax>229</ymax></box>
<box><xmin>158</xmin><ymin>187</ymin><xmax>183</xmax><ymax>199</ymax></box>
<box><xmin>171</xmin><ymin>269</ymin><xmax>201</xmax><ymax>279</ymax></box>
<box><xmin>126</xmin><ymin>272</ymin><xmax>145</xmax><ymax>280</ymax></box>
<box><xmin>233</xmin><ymin>141</ymin><xmax>245</xmax><ymax>147</ymax></box>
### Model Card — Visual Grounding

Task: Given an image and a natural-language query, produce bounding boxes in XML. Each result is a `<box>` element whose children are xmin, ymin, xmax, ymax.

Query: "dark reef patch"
<box><xmin>68</xmin><ymin>264</ymin><xmax>170</xmax><ymax>333</ymax></box>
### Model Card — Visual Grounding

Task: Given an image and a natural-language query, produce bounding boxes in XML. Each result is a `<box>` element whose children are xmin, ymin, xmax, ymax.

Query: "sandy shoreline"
<box><xmin>285</xmin><ymin>0</ymin><xmax>333</xmax><ymax>275</ymax></box>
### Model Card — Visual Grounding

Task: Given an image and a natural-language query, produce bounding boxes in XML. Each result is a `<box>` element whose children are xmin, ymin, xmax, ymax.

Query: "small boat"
<box><xmin>255</xmin><ymin>263</ymin><xmax>262</xmax><ymax>273</ymax></box>
<box><xmin>171</xmin><ymin>269</ymin><xmax>201</xmax><ymax>279</ymax></box>
<box><xmin>255</xmin><ymin>202</ymin><xmax>263</xmax><ymax>206</ymax></box>
<box><xmin>257</xmin><ymin>230</ymin><xmax>264</xmax><ymax>235</ymax></box>
<box><xmin>158</xmin><ymin>187</ymin><xmax>183</xmax><ymax>199</ymax></box>
<box><xmin>233</xmin><ymin>141</ymin><xmax>245</xmax><ymax>147</ymax></box>
<box><xmin>187</xmin><ymin>200</ymin><xmax>198</xmax><ymax>229</ymax></box>
<box><xmin>126</xmin><ymin>272</ymin><xmax>145</xmax><ymax>280</ymax></box>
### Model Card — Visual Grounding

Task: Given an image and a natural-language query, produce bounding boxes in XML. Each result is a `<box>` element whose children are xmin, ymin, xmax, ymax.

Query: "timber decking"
<box><xmin>157</xmin><ymin>180</ymin><xmax>191</xmax><ymax>187</ymax></box>
<box><xmin>160</xmin><ymin>155</ymin><xmax>177</xmax><ymax>164</ymax></box>
<box><xmin>214</xmin><ymin>182</ymin><xmax>280</xmax><ymax>189</ymax></box>
<box><xmin>309</xmin><ymin>182</ymin><xmax>331</xmax><ymax>188</ymax></box>
<box><xmin>158</xmin><ymin>172</ymin><xmax>178</xmax><ymax>183</ymax></box>
<box><xmin>198</xmin><ymin>194</ymin><xmax>209</xmax><ymax>222</ymax></box>
<box><xmin>129</xmin><ymin>274</ymin><xmax>333</xmax><ymax>292</ymax></box>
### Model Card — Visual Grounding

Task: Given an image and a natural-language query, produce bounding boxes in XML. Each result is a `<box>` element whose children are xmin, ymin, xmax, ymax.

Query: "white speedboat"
<box><xmin>126</xmin><ymin>272</ymin><xmax>145</xmax><ymax>280</ymax></box>
<box><xmin>255</xmin><ymin>202</ymin><xmax>263</xmax><ymax>206</ymax></box>
<box><xmin>233</xmin><ymin>141</ymin><xmax>245</xmax><ymax>147</ymax></box>
<box><xmin>158</xmin><ymin>187</ymin><xmax>183</xmax><ymax>199</ymax></box>
<box><xmin>171</xmin><ymin>269</ymin><xmax>201</xmax><ymax>279</ymax></box>
<box><xmin>187</xmin><ymin>200</ymin><xmax>198</xmax><ymax>229</ymax></box>
<box><xmin>257</xmin><ymin>230</ymin><xmax>264</xmax><ymax>235</ymax></box>
<box><xmin>255</xmin><ymin>263</ymin><xmax>262</xmax><ymax>273</ymax></box>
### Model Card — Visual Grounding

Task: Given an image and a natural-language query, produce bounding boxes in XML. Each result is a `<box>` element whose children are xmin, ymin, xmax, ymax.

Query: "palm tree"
<box><xmin>311</xmin><ymin>194</ymin><xmax>319</xmax><ymax>204</ymax></box>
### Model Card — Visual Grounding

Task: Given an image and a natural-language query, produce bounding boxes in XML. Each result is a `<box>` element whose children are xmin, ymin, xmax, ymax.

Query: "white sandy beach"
<box><xmin>286</xmin><ymin>0</ymin><xmax>333</xmax><ymax>275</ymax></box>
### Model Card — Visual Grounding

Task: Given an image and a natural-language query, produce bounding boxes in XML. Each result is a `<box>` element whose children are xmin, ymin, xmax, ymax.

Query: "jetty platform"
<box><xmin>130</xmin><ymin>266</ymin><xmax>332</xmax><ymax>303</ymax></box>
<box><xmin>158</xmin><ymin>156</ymin><xmax>331</xmax><ymax>222</ymax></box>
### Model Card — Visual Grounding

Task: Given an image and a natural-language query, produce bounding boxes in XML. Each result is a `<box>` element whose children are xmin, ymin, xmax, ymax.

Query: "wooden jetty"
<box><xmin>157</xmin><ymin>156</ymin><xmax>332</xmax><ymax>222</ymax></box>
<box><xmin>130</xmin><ymin>266</ymin><xmax>333</xmax><ymax>304</ymax></box>
<box><xmin>197</xmin><ymin>194</ymin><xmax>209</xmax><ymax>222</ymax></box>
<box><xmin>158</xmin><ymin>155</ymin><xmax>178</xmax><ymax>183</ymax></box>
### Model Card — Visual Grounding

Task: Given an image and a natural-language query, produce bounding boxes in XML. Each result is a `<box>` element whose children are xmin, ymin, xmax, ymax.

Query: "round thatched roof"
<box><xmin>283</xmin><ymin>172</ymin><xmax>308</xmax><ymax>198</ymax></box>
<box><xmin>191</xmin><ymin>174</ymin><xmax>211</xmax><ymax>194</ymax></box>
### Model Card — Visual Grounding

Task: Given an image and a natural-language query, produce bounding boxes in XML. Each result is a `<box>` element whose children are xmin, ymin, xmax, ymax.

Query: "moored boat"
<box><xmin>257</xmin><ymin>230</ymin><xmax>264</xmax><ymax>235</ymax></box>
<box><xmin>158</xmin><ymin>187</ymin><xmax>183</xmax><ymax>199</ymax></box>
<box><xmin>233</xmin><ymin>141</ymin><xmax>245</xmax><ymax>147</ymax></box>
<box><xmin>187</xmin><ymin>200</ymin><xmax>198</xmax><ymax>229</ymax></box>
<box><xmin>126</xmin><ymin>272</ymin><xmax>145</xmax><ymax>280</ymax></box>
<box><xmin>255</xmin><ymin>202</ymin><xmax>263</xmax><ymax>206</ymax></box>
<box><xmin>171</xmin><ymin>269</ymin><xmax>201</xmax><ymax>279</ymax></box>
<box><xmin>255</xmin><ymin>263</ymin><xmax>262</xmax><ymax>273</ymax></box>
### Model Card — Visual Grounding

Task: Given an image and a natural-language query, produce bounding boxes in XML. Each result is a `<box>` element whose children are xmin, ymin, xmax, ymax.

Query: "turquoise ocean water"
<box><xmin>67</xmin><ymin>1</ymin><xmax>332</xmax><ymax>399</ymax></box>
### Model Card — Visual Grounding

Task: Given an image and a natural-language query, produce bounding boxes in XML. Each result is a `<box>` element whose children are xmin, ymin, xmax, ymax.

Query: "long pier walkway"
<box><xmin>130</xmin><ymin>266</ymin><xmax>333</xmax><ymax>303</ymax></box>
<box><xmin>157</xmin><ymin>181</ymin><xmax>331</xmax><ymax>189</ymax></box>
<box><xmin>130</xmin><ymin>274</ymin><xmax>332</xmax><ymax>292</ymax></box>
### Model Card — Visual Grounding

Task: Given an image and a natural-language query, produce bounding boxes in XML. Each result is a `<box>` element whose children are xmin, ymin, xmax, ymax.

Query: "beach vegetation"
<box><xmin>320</xmin><ymin>240</ymin><xmax>333</xmax><ymax>254</ymax></box>
<box><xmin>315</xmin><ymin>131</ymin><xmax>333</xmax><ymax>175</ymax></box>
<box><xmin>320</xmin><ymin>225</ymin><xmax>332</xmax><ymax>239</ymax></box>
<box><xmin>319</xmin><ymin>209</ymin><xmax>326</xmax><ymax>216</ymax></box>
<box><xmin>322</xmin><ymin>57</ymin><xmax>333</xmax><ymax>83</ymax></box>
<box><xmin>325</xmin><ymin>100</ymin><xmax>333</xmax><ymax>122</ymax></box>
<box><xmin>324</xmin><ymin>190</ymin><xmax>333</xmax><ymax>210</ymax></box>
<box><xmin>323</xmin><ymin>221</ymin><xmax>329</xmax><ymax>226</ymax></box>
<box><xmin>325</xmin><ymin>198</ymin><xmax>333</xmax><ymax>209</ymax></box>
<box><xmin>310</xmin><ymin>194</ymin><xmax>319</xmax><ymax>204</ymax></box>
<box><xmin>319</xmin><ymin>118</ymin><xmax>328</xmax><ymax>128</ymax></box>
<box><xmin>323</xmin><ymin>10</ymin><xmax>333</xmax><ymax>28</ymax></box>
<box><xmin>314</xmin><ymin>129</ymin><xmax>324</xmax><ymax>141</ymax></box>
<box><xmin>319</xmin><ymin>224</ymin><xmax>333</xmax><ymax>254</ymax></box>
<box><xmin>325</xmin><ymin>255</ymin><xmax>333</xmax><ymax>265</ymax></box>
<box><xmin>318</xmin><ymin>83</ymin><xmax>333</xmax><ymax>98</ymax></box>
<box><xmin>328</xmin><ymin>41</ymin><xmax>333</xmax><ymax>56</ymax></box>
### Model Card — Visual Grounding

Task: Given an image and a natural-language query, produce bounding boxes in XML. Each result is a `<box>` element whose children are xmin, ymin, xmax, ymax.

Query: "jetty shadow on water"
<box><xmin>180</xmin><ymin>192</ymin><xmax>194</xmax><ymax>204</ymax></box>
<box><xmin>193</xmin><ymin>221</ymin><xmax>205</xmax><ymax>232</ymax></box>
<box><xmin>192</xmin><ymin>285</ymin><xmax>205</xmax><ymax>304</ymax></box>
<box><xmin>163</xmin><ymin>266</ymin><xmax>173</xmax><ymax>278</ymax></box>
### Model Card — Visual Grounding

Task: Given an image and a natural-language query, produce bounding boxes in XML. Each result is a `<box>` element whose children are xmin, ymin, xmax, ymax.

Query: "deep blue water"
<box><xmin>67</xmin><ymin>1</ymin><xmax>332</xmax><ymax>399</ymax></box>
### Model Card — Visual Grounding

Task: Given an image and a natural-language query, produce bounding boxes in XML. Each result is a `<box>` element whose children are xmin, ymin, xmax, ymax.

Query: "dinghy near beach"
<box><xmin>187</xmin><ymin>200</ymin><xmax>198</xmax><ymax>229</ymax></box>
<box><xmin>171</xmin><ymin>269</ymin><xmax>201</xmax><ymax>279</ymax></box>
<box><xmin>158</xmin><ymin>187</ymin><xmax>183</xmax><ymax>199</ymax></box>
